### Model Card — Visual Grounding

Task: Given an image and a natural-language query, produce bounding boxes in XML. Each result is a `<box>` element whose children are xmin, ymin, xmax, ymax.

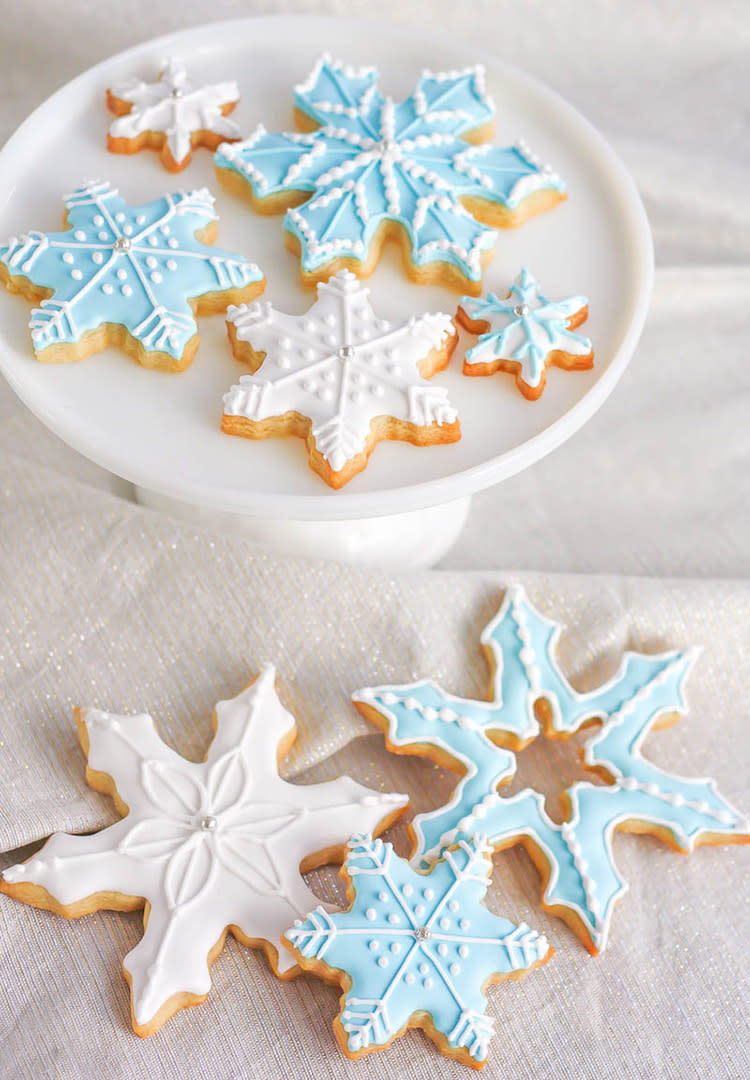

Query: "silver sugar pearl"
<box><xmin>338</xmin><ymin>345</ymin><xmax>355</xmax><ymax>361</ymax></box>
<box><xmin>113</xmin><ymin>236</ymin><xmax>131</xmax><ymax>253</ymax></box>
<box><xmin>414</xmin><ymin>926</ymin><xmax>432</xmax><ymax>941</ymax></box>
<box><xmin>514</xmin><ymin>303</ymin><xmax>529</xmax><ymax>318</ymax></box>
<box><xmin>171</xmin><ymin>87</ymin><xmax>184</xmax><ymax>98</ymax></box>
<box><xmin>380</xmin><ymin>138</ymin><xmax>397</xmax><ymax>154</ymax></box>
<box><xmin>200</xmin><ymin>815</ymin><xmax>217</xmax><ymax>832</ymax></box>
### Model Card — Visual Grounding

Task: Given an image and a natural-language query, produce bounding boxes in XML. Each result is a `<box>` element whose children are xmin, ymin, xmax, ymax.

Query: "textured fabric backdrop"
<box><xmin>1</xmin><ymin>2</ymin><xmax>749</xmax><ymax>1079</ymax></box>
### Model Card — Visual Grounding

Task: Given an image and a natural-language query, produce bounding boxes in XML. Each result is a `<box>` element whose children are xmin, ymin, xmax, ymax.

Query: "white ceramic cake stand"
<box><xmin>0</xmin><ymin>16</ymin><xmax>652</xmax><ymax>567</ymax></box>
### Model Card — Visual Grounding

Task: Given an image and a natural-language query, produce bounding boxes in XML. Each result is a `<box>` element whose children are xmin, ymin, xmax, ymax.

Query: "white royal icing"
<box><xmin>2</xmin><ymin>666</ymin><xmax>407</xmax><ymax>1031</ymax></box>
<box><xmin>353</xmin><ymin>586</ymin><xmax>749</xmax><ymax>953</ymax></box>
<box><xmin>285</xmin><ymin>834</ymin><xmax>549</xmax><ymax>1064</ymax></box>
<box><xmin>223</xmin><ymin>269</ymin><xmax>458</xmax><ymax>476</ymax></box>
<box><xmin>109</xmin><ymin>56</ymin><xmax>240</xmax><ymax>169</ymax></box>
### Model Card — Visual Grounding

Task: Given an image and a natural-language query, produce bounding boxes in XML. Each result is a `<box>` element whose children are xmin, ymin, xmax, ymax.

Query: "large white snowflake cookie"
<box><xmin>215</xmin><ymin>55</ymin><xmax>566</xmax><ymax>292</ymax></box>
<box><xmin>0</xmin><ymin>180</ymin><xmax>265</xmax><ymax>370</ymax></box>
<box><xmin>457</xmin><ymin>267</ymin><xmax>593</xmax><ymax>400</ymax></box>
<box><xmin>285</xmin><ymin>834</ymin><xmax>551</xmax><ymax>1069</ymax></box>
<box><xmin>353</xmin><ymin>586</ymin><xmax>749</xmax><ymax>954</ymax></box>
<box><xmin>107</xmin><ymin>56</ymin><xmax>241</xmax><ymax>172</ymax></box>
<box><xmin>222</xmin><ymin>269</ymin><xmax>460</xmax><ymax>488</ymax></box>
<box><xmin>0</xmin><ymin>666</ymin><xmax>408</xmax><ymax>1035</ymax></box>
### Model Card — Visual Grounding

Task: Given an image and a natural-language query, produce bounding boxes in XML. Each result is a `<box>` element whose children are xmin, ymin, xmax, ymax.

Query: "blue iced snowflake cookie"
<box><xmin>0</xmin><ymin>180</ymin><xmax>265</xmax><ymax>370</ymax></box>
<box><xmin>353</xmin><ymin>586</ymin><xmax>749</xmax><ymax>953</ymax></box>
<box><xmin>215</xmin><ymin>55</ymin><xmax>566</xmax><ymax>293</ymax></box>
<box><xmin>285</xmin><ymin>834</ymin><xmax>550</xmax><ymax>1069</ymax></box>
<box><xmin>457</xmin><ymin>267</ymin><xmax>593</xmax><ymax>399</ymax></box>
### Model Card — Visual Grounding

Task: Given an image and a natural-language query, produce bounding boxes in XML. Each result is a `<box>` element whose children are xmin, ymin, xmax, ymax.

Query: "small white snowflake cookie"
<box><xmin>0</xmin><ymin>180</ymin><xmax>265</xmax><ymax>370</ymax></box>
<box><xmin>457</xmin><ymin>267</ymin><xmax>593</xmax><ymax>400</ymax></box>
<box><xmin>222</xmin><ymin>269</ymin><xmax>460</xmax><ymax>488</ymax></box>
<box><xmin>107</xmin><ymin>57</ymin><xmax>241</xmax><ymax>172</ymax></box>
<box><xmin>0</xmin><ymin>666</ymin><xmax>408</xmax><ymax>1035</ymax></box>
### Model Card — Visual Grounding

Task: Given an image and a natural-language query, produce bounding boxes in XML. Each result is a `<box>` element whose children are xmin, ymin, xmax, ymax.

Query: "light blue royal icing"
<box><xmin>285</xmin><ymin>833</ymin><xmax>549</xmax><ymax>1064</ymax></box>
<box><xmin>215</xmin><ymin>55</ymin><xmax>566</xmax><ymax>283</ymax></box>
<box><xmin>0</xmin><ymin>180</ymin><xmax>263</xmax><ymax>360</ymax></box>
<box><xmin>353</xmin><ymin>586</ymin><xmax>749</xmax><ymax>953</ymax></box>
<box><xmin>460</xmin><ymin>266</ymin><xmax>592</xmax><ymax>390</ymax></box>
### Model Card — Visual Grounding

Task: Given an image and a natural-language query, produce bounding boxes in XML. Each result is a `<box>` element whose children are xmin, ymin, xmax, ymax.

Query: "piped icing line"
<box><xmin>222</xmin><ymin>269</ymin><xmax>460</xmax><ymax>485</ymax></box>
<box><xmin>353</xmin><ymin>586</ymin><xmax>750</xmax><ymax>954</ymax></box>
<box><xmin>0</xmin><ymin>180</ymin><xmax>264</xmax><ymax>364</ymax></box>
<box><xmin>0</xmin><ymin>667</ymin><xmax>408</xmax><ymax>1034</ymax></box>
<box><xmin>458</xmin><ymin>266</ymin><xmax>592</xmax><ymax>397</ymax></box>
<box><xmin>284</xmin><ymin>834</ymin><xmax>550</xmax><ymax>1066</ymax></box>
<box><xmin>214</xmin><ymin>55</ymin><xmax>565</xmax><ymax>285</ymax></box>
<box><xmin>107</xmin><ymin>56</ymin><xmax>241</xmax><ymax>171</ymax></box>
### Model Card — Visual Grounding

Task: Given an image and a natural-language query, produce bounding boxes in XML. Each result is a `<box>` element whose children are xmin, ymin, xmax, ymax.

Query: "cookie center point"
<box><xmin>414</xmin><ymin>926</ymin><xmax>432</xmax><ymax>941</ymax></box>
<box><xmin>171</xmin><ymin>87</ymin><xmax>184</xmax><ymax>98</ymax></box>
<box><xmin>514</xmin><ymin>303</ymin><xmax>529</xmax><ymax>318</ymax></box>
<box><xmin>199</xmin><ymin>815</ymin><xmax>218</xmax><ymax>832</ymax></box>
<box><xmin>338</xmin><ymin>344</ymin><xmax>355</xmax><ymax>362</ymax></box>
<box><xmin>113</xmin><ymin>236</ymin><xmax>131</xmax><ymax>253</ymax></box>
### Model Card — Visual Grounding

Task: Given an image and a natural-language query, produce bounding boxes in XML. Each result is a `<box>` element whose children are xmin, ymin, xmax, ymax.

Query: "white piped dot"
<box><xmin>366</xmin><ymin>908</ymin><xmax>376</xmax><ymax>920</ymax></box>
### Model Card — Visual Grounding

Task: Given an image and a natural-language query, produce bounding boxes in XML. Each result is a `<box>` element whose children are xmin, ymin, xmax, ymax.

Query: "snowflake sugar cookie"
<box><xmin>285</xmin><ymin>834</ymin><xmax>550</xmax><ymax>1069</ymax></box>
<box><xmin>0</xmin><ymin>180</ymin><xmax>264</xmax><ymax>370</ymax></box>
<box><xmin>222</xmin><ymin>269</ymin><xmax>460</xmax><ymax>487</ymax></box>
<box><xmin>0</xmin><ymin>666</ymin><xmax>408</xmax><ymax>1035</ymax></box>
<box><xmin>215</xmin><ymin>55</ymin><xmax>566</xmax><ymax>292</ymax></box>
<box><xmin>457</xmin><ymin>267</ymin><xmax>593</xmax><ymax>399</ymax></box>
<box><xmin>107</xmin><ymin>56</ymin><xmax>241</xmax><ymax>172</ymax></box>
<box><xmin>353</xmin><ymin>587</ymin><xmax>749</xmax><ymax>953</ymax></box>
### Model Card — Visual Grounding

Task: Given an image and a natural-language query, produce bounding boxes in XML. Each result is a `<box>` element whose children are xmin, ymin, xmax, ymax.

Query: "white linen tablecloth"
<box><xmin>0</xmin><ymin>2</ymin><xmax>748</xmax><ymax>1078</ymax></box>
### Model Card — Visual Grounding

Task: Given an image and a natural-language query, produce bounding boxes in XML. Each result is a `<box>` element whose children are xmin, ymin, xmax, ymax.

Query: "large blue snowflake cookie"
<box><xmin>457</xmin><ymin>266</ymin><xmax>593</xmax><ymax>399</ymax></box>
<box><xmin>353</xmin><ymin>586</ymin><xmax>749</xmax><ymax>954</ymax></box>
<box><xmin>215</xmin><ymin>55</ymin><xmax>566</xmax><ymax>293</ymax></box>
<box><xmin>0</xmin><ymin>180</ymin><xmax>265</xmax><ymax>370</ymax></box>
<box><xmin>285</xmin><ymin>833</ymin><xmax>551</xmax><ymax>1069</ymax></box>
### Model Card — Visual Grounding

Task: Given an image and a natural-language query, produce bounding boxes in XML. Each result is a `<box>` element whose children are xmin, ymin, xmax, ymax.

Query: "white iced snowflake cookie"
<box><xmin>457</xmin><ymin>267</ymin><xmax>593</xmax><ymax>400</ymax></box>
<box><xmin>0</xmin><ymin>666</ymin><xmax>408</xmax><ymax>1036</ymax></box>
<box><xmin>107</xmin><ymin>57</ymin><xmax>241</xmax><ymax>172</ymax></box>
<box><xmin>222</xmin><ymin>269</ymin><xmax>460</xmax><ymax>488</ymax></box>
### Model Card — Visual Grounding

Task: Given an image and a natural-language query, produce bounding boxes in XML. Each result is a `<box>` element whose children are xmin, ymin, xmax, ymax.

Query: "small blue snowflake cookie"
<box><xmin>285</xmin><ymin>833</ymin><xmax>551</xmax><ymax>1069</ymax></box>
<box><xmin>0</xmin><ymin>180</ymin><xmax>265</xmax><ymax>371</ymax></box>
<box><xmin>457</xmin><ymin>267</ymin><xmax>593</xmax><ymax>399</ymax></box>
<box><xmin>215</xmin><ymin>55</ymin><xmax>566</xmax><ymax>293</ymax></box>
<box><xmin>353</xmin><ymin>586</ymin><xmax>749</xmax><ymax>954</ymax></box>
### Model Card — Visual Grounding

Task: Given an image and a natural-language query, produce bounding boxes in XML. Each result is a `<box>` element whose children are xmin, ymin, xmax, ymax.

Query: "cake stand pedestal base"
<box><xmin>134</xmin><ymin>488</ymin><xmax>472</xmax><ymax>569</ymax></box>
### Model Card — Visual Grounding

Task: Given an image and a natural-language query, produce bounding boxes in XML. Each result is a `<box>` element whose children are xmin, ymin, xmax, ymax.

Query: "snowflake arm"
<box><xmin>354</xmin><ymin>586</ymin><xmax>750</xmax><ymax>953</ymax></box>
<box><xmin>0</xmin><ymin>180</ymin><xmax>264</xmax><ymax>369</ymax></box>
<box><xmin>459</xmin><ymin>267</ymin><xmax>593</xmax><ymax>397</ymax></box>
<box><xmin>285</xmin><ymin>835</ymin><xmax>550</xmax><ymax>1068</ymax></box>
<box><xmin>1</xmin><ymin>667</ymin><xmax>407</xmax><ymax>1034</ymax></box>
<box><xmin>215</xmin><ymin>57</ymin><xmax>565</xmax><ymax>290</ymax></box>
<box><xmin>222</xmin><ymin>269</ymin><xmax>460</xmax><ymax>487</ymax></box>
